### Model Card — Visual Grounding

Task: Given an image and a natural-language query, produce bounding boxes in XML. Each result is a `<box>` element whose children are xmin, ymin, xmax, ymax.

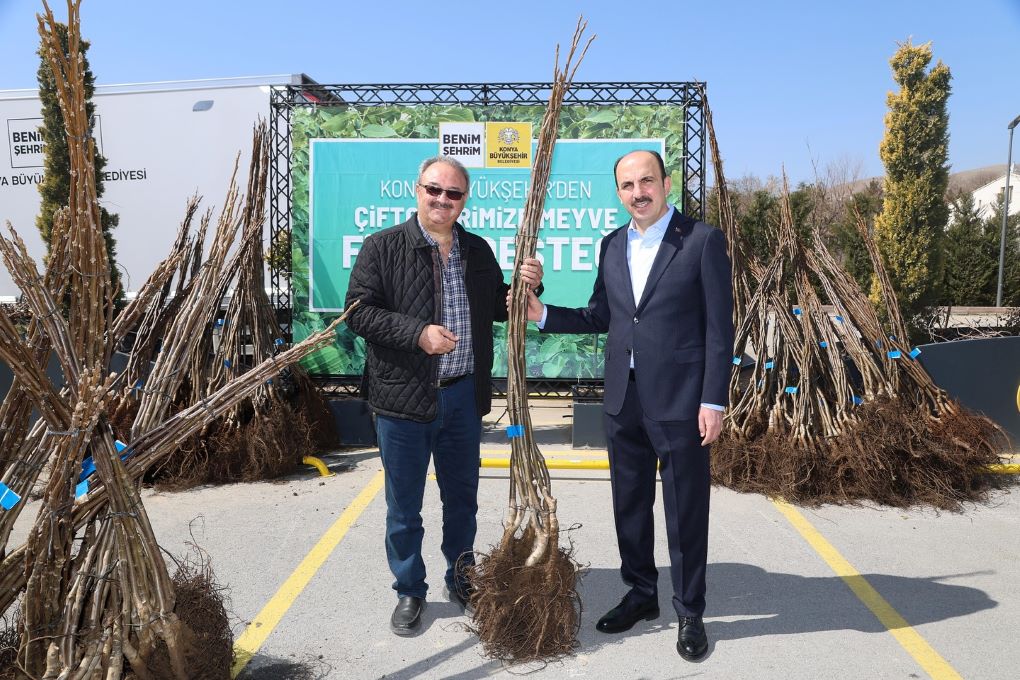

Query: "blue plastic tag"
<box><xmin>732</xmin><ymin>356</ymin><xmax>741</xmax><ymax>365</ymax></box>
<box><xmin>792</xmin><ymin>307</ymin><xmax>802</xmax><ymax>316</ymax></box>
<box><xmin>909</xmin><ymin>347</ymin><xmax>921</xmax><ymax>359</ymax></box>
<box><xmin>819</xmin><ymin>341</ymin><xmax>828</xmax><ymax>348</ymax></box>
<box><xmin>75</xmin><ymin>480</ymin><xmax>89</xmax><ymax>499</ymax></box>
<box><xmin>764</xmin><ymin>361</ymin><xmax>774</xmax><ymax>370</ymax></box>
<box><xmin>852</xmin><ymin>395</ymin><xmax>864</xmax><ymax>405</ymax></box>
<box><xmin>0</xmin><ymin>483</ymin><xmax>21</xmax><ymax>510</ymax></box>
<box><xmin>506</xmin><ymin>425</ymin><xmax>524</xmax><ymax>439</ymax></box>
<box><xmin>785</xmin><ymin>386</ymin><xmax>798</xmax><ymax>394</ymax></box>
<box><xmin>887</xmin><ymin>350</ymin><xmax>902</xmax><ymax>359</ymax></box>
<box><xmin>834</xmin><ymin>315</ymin><xmax>844</xmax><ymax>324</ymax></box>
<box><xmin>79</xmin><ymin>457</ymin><xmax>96</xmax><ymax>481</ymax></box>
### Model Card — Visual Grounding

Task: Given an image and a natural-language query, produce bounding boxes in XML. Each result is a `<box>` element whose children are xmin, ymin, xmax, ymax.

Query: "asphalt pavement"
<box><xmin>96</xmin><ymin>400</ymin><xmax>1020</xmax><ymax>679</ymax></box>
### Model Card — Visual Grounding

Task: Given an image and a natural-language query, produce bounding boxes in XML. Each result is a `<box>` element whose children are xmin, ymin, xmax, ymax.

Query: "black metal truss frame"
<box><xmin>269</xmin><ymin>82</ymin><xmax>707</xmax><ymax>388</ymax></box>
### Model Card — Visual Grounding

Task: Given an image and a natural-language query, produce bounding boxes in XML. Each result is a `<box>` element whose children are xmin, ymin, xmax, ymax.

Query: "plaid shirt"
<box><xmin>419</xmin><ymin>222</ymin><xmax>474</xmax><ymax>379</ymax></box>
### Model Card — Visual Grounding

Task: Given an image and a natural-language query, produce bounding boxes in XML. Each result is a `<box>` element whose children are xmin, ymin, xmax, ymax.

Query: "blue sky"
<box><xmin>1</xmin><ymin>0</ymin><xmax>1018</xmax><ymax>185</ymax></box>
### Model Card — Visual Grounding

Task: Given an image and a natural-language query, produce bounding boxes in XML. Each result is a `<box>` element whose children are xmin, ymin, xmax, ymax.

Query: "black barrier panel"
<box><xmin>0</xmin><ymin>362</ymin><xmax>12</xmax><ymax>400</ymax></box>
<box><xmin>326</xmin><ymin>398</ymin><xmax>377</xmax><ymax>447</ymax></box>
<box><xmin>571</xmin><ymin>401</ymin><xmax>606</xmax><ymax>449</ymax></box>
<box><xmin>917</xmin><ymin>336</ymin><xmax>1020</xmax><ymax>446</ymax></box>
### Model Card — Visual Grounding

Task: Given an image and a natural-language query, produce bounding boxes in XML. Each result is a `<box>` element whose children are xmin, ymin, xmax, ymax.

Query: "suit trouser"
<box><xmin>604</xmin><ymin>376</ymin><xmax>711</xmax><ymax>618</ymax></box>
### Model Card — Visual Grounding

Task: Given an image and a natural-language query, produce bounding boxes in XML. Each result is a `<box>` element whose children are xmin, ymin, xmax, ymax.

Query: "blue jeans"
<box><xmin>375</xmin><ymin>376</ymin><xmax>481</xmax><ymax>599</ymax></box>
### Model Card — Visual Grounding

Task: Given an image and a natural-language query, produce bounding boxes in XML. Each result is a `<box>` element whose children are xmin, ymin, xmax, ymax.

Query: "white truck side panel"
<box><xmin>0</xmin><ymin>82</ymin><xmax>272</xmax><ymax>296</ymax></box>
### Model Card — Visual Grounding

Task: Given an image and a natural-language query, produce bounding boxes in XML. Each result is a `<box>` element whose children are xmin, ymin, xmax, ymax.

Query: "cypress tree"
<box><xmin>35</xmin><ymin>22</ymin><xmax>121</xmax><ymax>295</ymax></box>
<box><xmin>872</xmin><ymin>40</ymin><xmax>951</xmax><ymax>324</ymax></box>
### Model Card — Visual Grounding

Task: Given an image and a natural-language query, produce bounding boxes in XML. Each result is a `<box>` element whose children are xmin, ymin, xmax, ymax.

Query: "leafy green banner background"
<box><xmin>290</xmin><ymin>104</ymin><xmax>686</xmax><ymax>378</ymax></box>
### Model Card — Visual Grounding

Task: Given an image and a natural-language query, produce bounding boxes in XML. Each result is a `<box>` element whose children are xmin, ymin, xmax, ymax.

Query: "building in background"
<box><xmin>971</xmin><ymin>166</ymin><xmax>1020</xmax><ymax>220</ymax></box>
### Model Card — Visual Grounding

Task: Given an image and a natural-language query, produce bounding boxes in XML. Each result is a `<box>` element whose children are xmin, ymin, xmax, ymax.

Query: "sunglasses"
<box><xmin>418</xmin><ymin>183</ymin><xmax>466</xmax><ymax>201</ymax></box>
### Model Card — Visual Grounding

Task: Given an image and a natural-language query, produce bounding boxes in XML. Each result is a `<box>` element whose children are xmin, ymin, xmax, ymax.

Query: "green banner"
<box><xmin>290</xmin><ymin>104</ymin><xmax>687</xmax><ymax>378</ymax></box>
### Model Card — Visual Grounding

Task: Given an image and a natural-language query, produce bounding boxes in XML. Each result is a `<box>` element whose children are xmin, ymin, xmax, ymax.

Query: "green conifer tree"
<box><xmin>872</xmin><ymin>40</ymin><xmax>951</xmax><ymax>324</ymax></box>
<box><xmin>984</xmin><ymin>195</ymin><xmax>1020</xmax><ymax>307</ymax></box>
<box><xmin>829</xmin><ymin>181</ymin><xmax>882</xmax><ymax>292</ymax></box>
<box><xmin>943</xmin><ymin>191</ymin><xmax>995</xmax><ymax>305</ymax></box>
<box><xmin>35</xmin><ymin>22</ymin><xmax>121</xmax><ymax>295</ymax></box>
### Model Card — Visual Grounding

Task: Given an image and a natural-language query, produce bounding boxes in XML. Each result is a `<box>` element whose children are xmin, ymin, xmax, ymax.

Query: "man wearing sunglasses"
<box><xmin>345</xmin><ymin>156</ymin><xmax>543</xmax><ymax>636</ymax></box>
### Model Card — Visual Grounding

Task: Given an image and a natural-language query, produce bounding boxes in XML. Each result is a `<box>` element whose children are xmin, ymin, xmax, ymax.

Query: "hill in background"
<box><xmin>837</xmin><ymin>164</ymin><xmax>1008</xmax><ymax>196</ymax></box>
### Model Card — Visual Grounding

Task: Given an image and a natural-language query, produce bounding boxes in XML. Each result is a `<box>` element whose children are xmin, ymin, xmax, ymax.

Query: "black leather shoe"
<box><xmin>390</xmin><ymin>596</ymin><xmax>425</xmax><ymax>636</ymax></box>
<box><xmin>676</xmin><ymin>615</ymin><xmax>708</xmax><ymax>660</ymax></box>
<box><xmin>443</xmin><ymin>583</ymin><xmax>475</xmax><ymax>616</ymax></box>
<box><xmin>595</xmin><ymin>591</ymin><xmax>659</xmax><ymax>633</ymax></box>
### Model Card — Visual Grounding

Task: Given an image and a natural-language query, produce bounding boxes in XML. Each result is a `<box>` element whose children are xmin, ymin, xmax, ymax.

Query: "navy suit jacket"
<box><xmin>543</xmin><ymin>209</ymin><xmax>734</xmax><ymax>421</ymax></box>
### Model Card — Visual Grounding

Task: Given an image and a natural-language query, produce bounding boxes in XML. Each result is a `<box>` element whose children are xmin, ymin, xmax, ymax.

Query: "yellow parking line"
<box><xmin>231</xmin><ymin>470</ymin><xmax>385</xmax><ymax>678</ymax></box>
<box><xmin>773</xmin><ymin>500</ymin><xmax>962</xmax><ymax>680</ymax></box>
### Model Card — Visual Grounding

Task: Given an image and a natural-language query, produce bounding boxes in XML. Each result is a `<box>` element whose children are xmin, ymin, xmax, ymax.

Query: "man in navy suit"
<box><xmin>524</xmin><ymin>150</ymin><xmax>734</xmax><ymax>660</ymax></box>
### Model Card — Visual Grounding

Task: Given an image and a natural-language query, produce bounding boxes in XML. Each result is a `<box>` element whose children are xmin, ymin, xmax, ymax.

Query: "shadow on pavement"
<box><xmin>376</xmin><ymin>635</ymin><xmax>502</xmax><ymax>680</ymax></box>
<box><xmin>278</xmin><ymin>449</ymin><xmax>381</xmax><ymax>483</ymax></box>
<box><xmin>576</xmin><ymin>563</ymin><xmax>997</xmax><ymax>653</ymax></box>
<box><xmin>236</xmin><ymin>652</ymin><xmax>335</xmax><ymax>679</ymax></box>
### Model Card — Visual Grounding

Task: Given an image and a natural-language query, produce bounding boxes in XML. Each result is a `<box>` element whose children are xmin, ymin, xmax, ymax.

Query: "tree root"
<box><xmin>469</xmin><ymin>526</ymin><xmax>581</xmax><ymax>664</ymax></box>
<box><xmin>712</xmin><ymin>399</ymin><xmax>1008</xmax><ymax>510</ymax></box>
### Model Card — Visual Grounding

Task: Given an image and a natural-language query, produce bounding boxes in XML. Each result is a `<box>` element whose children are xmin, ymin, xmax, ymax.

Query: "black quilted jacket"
<box><xmin>344</xmin><ymin>217</ymin><xmax>515</xmax><ymax>422</ymax></box>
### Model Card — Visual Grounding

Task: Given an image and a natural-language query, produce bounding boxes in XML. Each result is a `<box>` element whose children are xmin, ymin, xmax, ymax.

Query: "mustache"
<box><xmin>429</xmin><ymin>200</ymin><xmax>455</xmax><ymax>209</ymax></box>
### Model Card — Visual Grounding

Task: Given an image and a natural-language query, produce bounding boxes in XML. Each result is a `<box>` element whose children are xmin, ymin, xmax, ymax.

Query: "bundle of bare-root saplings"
<box><xmin>704</xmin><ymin>102</ymin><xmax>1005</xmax><ymax>509</ymax></box>
<box><xmin>112</xmin><ymin>124</ymin><xmax>337</xmax><ymax>489</ymax></box>
<box><xmin>469</xmin><ymin>20</ymin><xmax>592</xmax><ymax>664</ymax></box>
<box><xmin>0</xmin><ymin>2</ymin><xmax>353</xmax><ymax>677</ymax></box>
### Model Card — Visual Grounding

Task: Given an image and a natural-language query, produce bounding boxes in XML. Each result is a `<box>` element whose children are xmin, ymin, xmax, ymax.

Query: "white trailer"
<box><xmin>0</xmin><ymin>74</ymin><xmax>311</xmax><ymax>296</ymax></box>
